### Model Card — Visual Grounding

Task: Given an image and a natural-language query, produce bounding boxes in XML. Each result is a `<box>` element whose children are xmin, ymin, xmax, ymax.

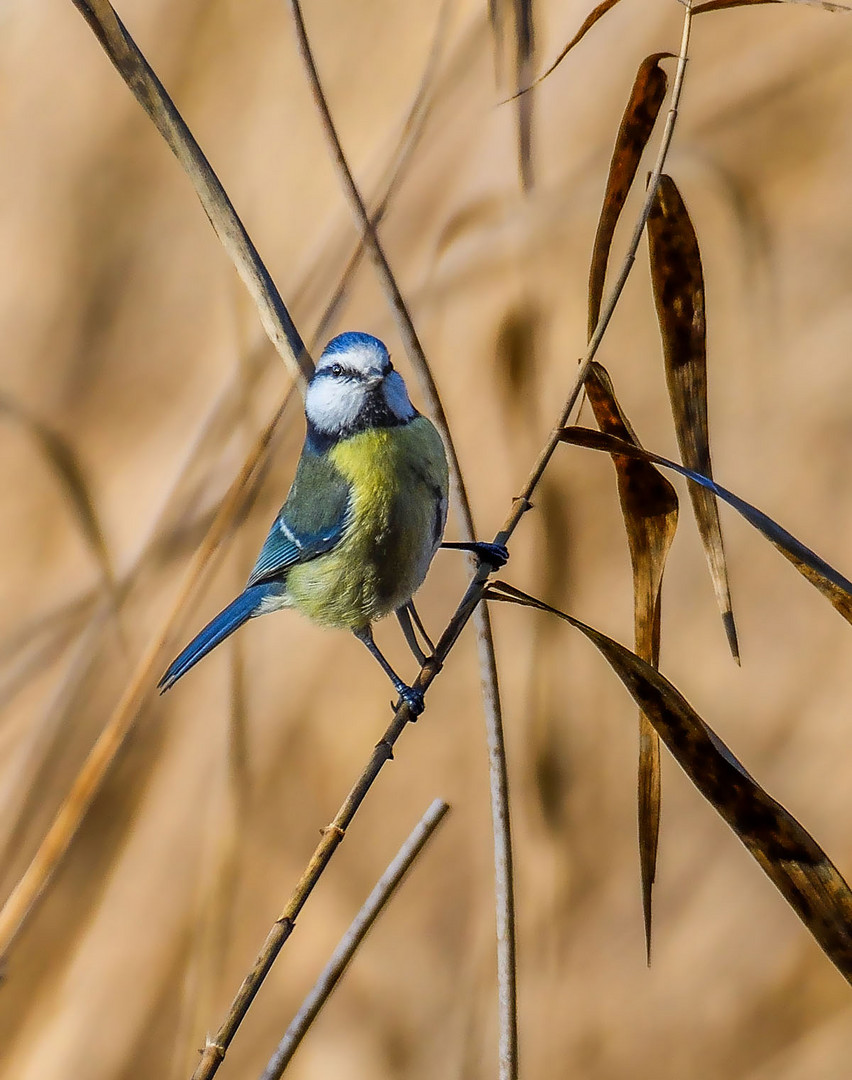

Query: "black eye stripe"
<box><xmin>316</xmin><ymin>364</ymin><xmax>367</xmax><ymax>381</ymax></box>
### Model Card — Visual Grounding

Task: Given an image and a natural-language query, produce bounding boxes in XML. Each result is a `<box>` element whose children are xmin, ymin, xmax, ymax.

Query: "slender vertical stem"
<box><xmin>285</xmin><ymin>4</ymin><xmax>518</xmax><ymax>1077</ymax></box>
<box><xmin>475</xmin><ymin>602</ymin><xmax>517</xmax><ymax>1076</ymax></box>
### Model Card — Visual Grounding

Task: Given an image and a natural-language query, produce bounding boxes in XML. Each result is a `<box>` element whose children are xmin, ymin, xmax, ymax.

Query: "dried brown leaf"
<box><xmin>487</xmin><ymin>581</ymin><xmax>852</xmax><ymax>984</ymax></box>
<box><xmin>588</xmin><ymin>55</ymin><xmax>672</xmax><ymax>338</ymax></box>
<box><xmin>585</xmin><ymin>363</ymin><xmax>678</xmax><ymax>957</ymax></box>
<box><xmin>559</xmin><ymin>427</ymin><xmax>852</xmax><ymax>624</ymax></box>
<box><xmin>694</xmin><ymin>0</ymin><xmax>850</xmax><ymax>14</ymax></box>
<box><xmin>647</xmin><ymin>174</ymin><xmax>739</xmax><ymax>661</ymax></box>
<box><xmin>529</xmin><ymin>0</ymin><xmax>624</xmax><ymax>90</ymax></box>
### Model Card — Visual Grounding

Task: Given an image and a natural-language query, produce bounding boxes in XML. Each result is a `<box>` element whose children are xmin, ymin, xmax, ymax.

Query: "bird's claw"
<box><xmin>441</xmin><ymin>541</ymin><xmax>510</xmax><ymax>569</ymax></box>
<box><xmin>471</xmin><ymin>542</ymin><xmax>510</xmax><ymax>569</ymax></box>
<box><xmin>395</xmin><ymin>684</ymin><xmax>424</xmax><ymax>717</ymax></box>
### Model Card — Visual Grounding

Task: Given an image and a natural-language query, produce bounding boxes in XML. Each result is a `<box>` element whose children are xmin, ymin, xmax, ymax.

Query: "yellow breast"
<box><xmin>285</xmin><ymin>417</ymin><xmax>448</xmax><ymax>629</ymax></box>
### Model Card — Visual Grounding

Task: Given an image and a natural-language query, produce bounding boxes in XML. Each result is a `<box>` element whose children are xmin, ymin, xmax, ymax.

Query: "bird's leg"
<box><xmin>396</xmin><ymin>605</ymin><xmax>428</xmax><ymax>666</ymax></box>
<box><xmin>440</xmin><ymin>540</ymin><xmax>509</xmax><ymax>569</ymax></box>
<box><xmin>406</xmin><ymin>600</ymin><xmax>435</xmax><ymax>655</ymax></box>
<box><xmin>353</xmin><ymin>625</ymin><xmax>424</xmax><ymax>716</ymax></box>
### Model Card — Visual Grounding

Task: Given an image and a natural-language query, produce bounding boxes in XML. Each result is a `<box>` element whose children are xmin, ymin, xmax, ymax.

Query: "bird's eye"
<box><xmin>331</xmin><ymin>363</ymin><xmax>343</xmax><ymax>377</ymax></box>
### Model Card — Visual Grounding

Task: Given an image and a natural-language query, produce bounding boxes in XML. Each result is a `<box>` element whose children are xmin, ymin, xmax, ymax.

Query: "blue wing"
<box><xmin>247</xmin><ymin>447</ymin><xmax>352</xmax><ymax>587</ymax></box>
<box><xmin>159</xmin><ymin>582</ymin><xmax>284</xmax><ymax>692</ymax></box>
<box><xmin>160</xmin><ymin>448</ymin><xmax>352</xmax><ymax>692</ymax></box>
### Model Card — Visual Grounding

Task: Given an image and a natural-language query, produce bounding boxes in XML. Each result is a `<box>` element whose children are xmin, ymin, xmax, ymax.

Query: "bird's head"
<box><xmin>306</xmin><ymin>332</ymin><xmax>416</xmax><ymax>439</ymax></box>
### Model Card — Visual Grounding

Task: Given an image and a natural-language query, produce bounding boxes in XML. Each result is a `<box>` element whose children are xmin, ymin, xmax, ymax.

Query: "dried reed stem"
<box><xmin>285</xmin><ymin>3</ymin><xmax>518</xmax><ymax>1075</ymax></box>
<box><xmin>259</xmin><ymin>799</ymin><xmax>450</xmax><ymax>1079</ymax></box>
<box><xmin>71</xmin><ymin>0</ymin><xmax>312</xmax><ymax>387</ymax></box>
<box><xmin>191</xmin><ymin>6</ymin><xmax>694</xmax><ymax>1074</ymax></box>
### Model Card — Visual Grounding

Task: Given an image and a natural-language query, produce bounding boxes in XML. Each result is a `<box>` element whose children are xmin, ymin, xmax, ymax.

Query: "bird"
<box><xmin>159</xmin><ymin>331</ymin><xmax>452</xmax><ymax>713</ymax></box>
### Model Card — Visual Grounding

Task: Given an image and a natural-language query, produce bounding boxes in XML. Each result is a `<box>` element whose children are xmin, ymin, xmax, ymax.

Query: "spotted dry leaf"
<box><xmin>588</xmin><ymin>54</ymin><xmax>671</xmax><ymax>338</ymax></box>
<box><xmin>648</xmin><ymin>174</ymin><xmax>739</xmax><ymax>661</ymax></box>
<box><xmin>585</xmin><ymin>363</ymin><xmax>679</xmax><ymax>958</ymax></box>
<box><xmin>559</xmin><ymin>427</ymin><xmax>852</xmax><ymax>623</ymax></box>
<box><xmin>487</xmin><ymin>580</ymin><xmax>852</xmax><ymax>984</ymax></box>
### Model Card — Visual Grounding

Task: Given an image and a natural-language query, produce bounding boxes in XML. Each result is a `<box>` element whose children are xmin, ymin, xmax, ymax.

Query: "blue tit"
<box><xmin>159</xmin><ymin>331</ymin><xmax>450</xmax><ymax>712</ymax></box>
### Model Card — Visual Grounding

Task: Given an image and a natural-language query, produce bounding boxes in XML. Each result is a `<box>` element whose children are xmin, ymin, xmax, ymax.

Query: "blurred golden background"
<box><xmin>2</xmin><ymin>0</ymin><xmax>852</xmax><ymax>1076</ymax></box>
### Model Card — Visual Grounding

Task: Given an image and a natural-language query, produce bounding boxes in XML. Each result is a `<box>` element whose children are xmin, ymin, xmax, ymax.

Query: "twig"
<box><xmin>71</xmin><ymin>0</ymin><xmax>312</xmax><ymax>386</ymax></box>
<box><xmin>285</xmin><ymin>3</ymin><xmax>518</xmax><ymax>1076</ymax></box>
<box><xmin>191</xmin><ymin>6</ymin><xmax>695</xmax><ymax>1075</ymax></box>
<box><xmin>259</xmin><ymin>799</ymin><xmax>450</xmax><ymax>1079</ymax></box>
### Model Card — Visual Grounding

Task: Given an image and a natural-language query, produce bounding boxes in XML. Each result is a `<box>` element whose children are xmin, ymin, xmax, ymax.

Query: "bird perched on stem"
<box><xmin>160</xmin><ymin>332</ymin><xmax>469</xmax><ymax>713</ymax></box>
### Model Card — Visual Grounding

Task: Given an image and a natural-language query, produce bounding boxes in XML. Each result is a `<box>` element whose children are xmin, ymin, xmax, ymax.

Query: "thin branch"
<box><xmin>284</xmin><ymin>3</ymin><xmax>518</xmax><ymax>1076</ymax></box>
<box><xmin>474</xmin><ymin>603</ymin><xmax>516</xmax><ymax>1078</ymax></box>
<box><xmin>259</xmin><ymin>799</ymin><xmax>450</xmax><ymax>1079</ymax></box>
<box><xmin>190</xmin><ymin>5</ymin><xmax>695</xmax><ymax>1075</ymax></box>
<box><xmin>71</xmin><ymin>0</ymin><xmax>312</xmax><ymax>386</ymax></box>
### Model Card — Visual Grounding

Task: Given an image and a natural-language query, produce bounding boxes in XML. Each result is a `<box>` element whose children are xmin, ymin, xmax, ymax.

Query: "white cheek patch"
<box><xmin>382</xmin><ymin>370</ymin><xmax>416</xmax><ymax>422</ymax></box>
<box><xmin>306</xmin><ymin>377</ymin><xmax>366</xmax><ymax>434</ymax></box>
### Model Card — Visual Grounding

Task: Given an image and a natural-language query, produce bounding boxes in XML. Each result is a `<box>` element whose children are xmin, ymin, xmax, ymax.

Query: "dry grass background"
<box><xmin>1</xmin><ymin>0</ymin><xmax>852</xmax><ymax>1076</ymax></box>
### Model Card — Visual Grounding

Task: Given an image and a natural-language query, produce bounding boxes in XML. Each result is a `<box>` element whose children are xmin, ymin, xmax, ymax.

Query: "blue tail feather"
<box><xmin>159</xmin><ymin>583</ymin><xmax>277</xmax><ymax>693</ymax></box>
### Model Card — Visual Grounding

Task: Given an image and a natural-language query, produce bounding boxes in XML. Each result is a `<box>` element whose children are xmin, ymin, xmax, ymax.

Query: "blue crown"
<box><xmin>322</xmin><ymin>331</ymin><xmax>388</xmax><ymax>357</ymax></box>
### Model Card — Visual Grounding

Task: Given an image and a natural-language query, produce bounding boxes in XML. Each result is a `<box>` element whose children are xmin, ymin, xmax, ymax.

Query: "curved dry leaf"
<box><xmin>648</xmin><ymin>174</ymin><xmax>739</xmax><ymax>661</ymax></box>
<box><xmin>530</xmin><ymin>0</ymin><xmax>625</xmax><ymax>91</ymax></box>
<box><xmin>588</xmin><ymin>54</ymin><xmax>672</xmax><ymax>338</ymax></box>
<box><xmin>486</xmin><ymin>581</ymin><xmax>852</xmax><ymax>984</ymax></box>
<box><xmin>559</xmin><ymin>427</ymin><xmax>852</xmax><ymax>623</ymax></box>
<box><xmin>585</xmin><ymin>363</ymin><xmax>678</xmax><ymax>958</ymax></box>
<box><xmin>695</xmin><ymin>0</ymin><xmax>850</xmax><ymax>14</ymax></box>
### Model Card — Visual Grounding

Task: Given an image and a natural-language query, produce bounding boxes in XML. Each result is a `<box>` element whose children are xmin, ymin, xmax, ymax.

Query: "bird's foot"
<box><xmin>394</xmin><ymin>683</ymin><xmax>425</xmax><ymax>717</ymax></box>
<box><xmin>441</xmin><ymin>541</ymin><xmax>510</xmax><ymax>569</ymax></box>
<box><xmin>474</xmin><ymin>542</ymin><xmax>509</xmax><ymax>569</ymax></box>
